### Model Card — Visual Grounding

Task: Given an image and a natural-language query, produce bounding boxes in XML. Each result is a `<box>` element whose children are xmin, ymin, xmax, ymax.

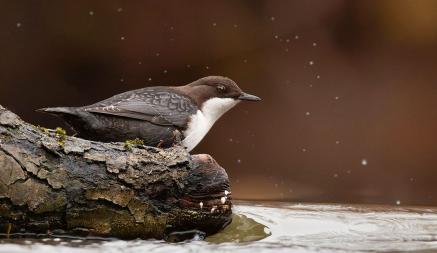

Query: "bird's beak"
<box><xmin>238</xmin><ymin>92</ymin><xmax>261</xmax><ymax>101</ymax></box>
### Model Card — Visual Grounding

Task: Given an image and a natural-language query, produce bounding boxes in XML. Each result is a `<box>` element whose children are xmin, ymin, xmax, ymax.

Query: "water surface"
<box><xmin>2</xmin><ymin>201</ymin><xmax>437</xmax><ymax>253</ymax></box>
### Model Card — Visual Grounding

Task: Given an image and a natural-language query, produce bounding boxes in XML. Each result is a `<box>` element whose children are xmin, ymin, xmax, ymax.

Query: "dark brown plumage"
<box><xmin>37</xmin><ymin>76</ymin><xmax>260</xmax><ymax>150</ymax></box>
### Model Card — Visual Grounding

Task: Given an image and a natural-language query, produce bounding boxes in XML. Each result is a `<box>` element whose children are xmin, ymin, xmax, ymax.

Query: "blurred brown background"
<box><xmin>1</xmin><ymin>0</ymin><xmax>437</xmax><ymax>206</ymax></box>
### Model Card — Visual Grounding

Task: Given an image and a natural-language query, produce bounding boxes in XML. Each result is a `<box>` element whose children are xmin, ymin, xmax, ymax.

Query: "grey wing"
<box><xmin>82</xmin><ymin>88</ymin><xmax>197</xmax><ymax>128</ymax></box>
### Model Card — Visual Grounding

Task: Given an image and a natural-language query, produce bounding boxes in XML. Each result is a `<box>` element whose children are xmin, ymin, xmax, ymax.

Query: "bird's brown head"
<box><xmin>180</xmin><ymin>76</ymin><xmax>261</xmax><ymax>107</ymax></box>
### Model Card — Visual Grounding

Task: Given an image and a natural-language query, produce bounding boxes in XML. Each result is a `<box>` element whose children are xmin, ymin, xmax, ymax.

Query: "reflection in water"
<box><xmin>206</xmin><ymin>214</ymin><xmax>271</xmax><ymax>243</ymax></box>
<box><xmin>3</xmin><ymin>201</ymin><xmax>437</xmax><ymax>253</ymax></box>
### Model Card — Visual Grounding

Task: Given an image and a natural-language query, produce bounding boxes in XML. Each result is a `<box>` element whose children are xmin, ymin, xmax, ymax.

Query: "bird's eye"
<box><xmin>216</xmin><ymin>85</ymin><xmax>226</xmax><ymax>92</ymax></box>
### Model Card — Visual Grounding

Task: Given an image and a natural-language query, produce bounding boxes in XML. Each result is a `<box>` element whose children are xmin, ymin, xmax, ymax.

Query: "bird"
<box><xmin>37</xmin><ymin>76</ymin><xmax>261</xmax><ymax>151</ymax></box>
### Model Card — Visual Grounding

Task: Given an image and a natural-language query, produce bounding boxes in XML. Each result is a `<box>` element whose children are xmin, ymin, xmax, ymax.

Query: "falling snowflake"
<box><xmin>361</xmin><ymin>159</ymin><xmax>368</xmax><ymax>166</ymax></box>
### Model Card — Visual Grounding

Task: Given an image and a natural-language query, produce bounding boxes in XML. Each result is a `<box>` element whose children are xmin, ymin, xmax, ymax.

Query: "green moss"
<box><xmin>124</xmin><ymin>138</ymin><xmax>144</xmax><ymax>151</ymax></box>
<box><xmin>36</xmin><ymin>125</ymin><xmax>49</xmax><ymax>134</ymax></box>
<box><xmin>55</xmin><ymin>127</ymin><xmax>67</xmax><ymax>147</ymax></box>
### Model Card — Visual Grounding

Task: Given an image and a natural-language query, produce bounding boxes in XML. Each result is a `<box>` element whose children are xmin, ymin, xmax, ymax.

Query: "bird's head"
<box><xmin>182</xmin><ymin>76</ymin><xmax>261</xmax><ymax>108</ymax></box>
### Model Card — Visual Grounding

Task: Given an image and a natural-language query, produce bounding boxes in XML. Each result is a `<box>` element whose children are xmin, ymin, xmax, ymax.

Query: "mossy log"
<box><xmin>0</xmin><ymin>105</ymin><xmax>232</xmax><ymax>240</ymax></box>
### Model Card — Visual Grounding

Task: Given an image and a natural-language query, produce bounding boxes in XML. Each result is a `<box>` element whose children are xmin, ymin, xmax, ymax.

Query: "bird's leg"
<box><xmin>156</xmin><ymin>140</ymin><xmax>165</xmax><ymax>149</ymax></box>
<box><xmin>172</xmin><ymin>130</ymin><xmax>183</xmax><ymax>146</ymax></box>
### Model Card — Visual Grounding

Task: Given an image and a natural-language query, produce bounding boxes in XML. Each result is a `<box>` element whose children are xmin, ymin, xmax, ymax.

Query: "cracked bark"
<box><xmin>0</xmin><ymin>105</ymin><xmax>232</xmax><ymax>240</ymax></box>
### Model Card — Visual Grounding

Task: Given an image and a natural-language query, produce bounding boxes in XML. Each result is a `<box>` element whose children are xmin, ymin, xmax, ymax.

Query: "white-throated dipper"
<box><xmin>37</xmin><ymin>76</ymin><xmax>260</xmax><ymax>151</ymax></box>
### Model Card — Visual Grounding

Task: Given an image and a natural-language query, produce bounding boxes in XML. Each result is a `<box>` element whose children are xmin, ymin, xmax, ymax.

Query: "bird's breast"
<box><xmin>181</xmin><ymin>97</ymin><xmax>238</xmax><ymax>151</ymax></box>
<box><xmin>182</xmin><ymin>110</ymin><xmax>215</xmax><ymax>151</ymax></box>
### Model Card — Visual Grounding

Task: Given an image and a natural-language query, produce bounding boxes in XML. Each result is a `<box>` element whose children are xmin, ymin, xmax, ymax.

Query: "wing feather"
<box><xmin>82</xmin><ymin>88</ymin><xmax>197</xmax><ymax>128</ymax></box>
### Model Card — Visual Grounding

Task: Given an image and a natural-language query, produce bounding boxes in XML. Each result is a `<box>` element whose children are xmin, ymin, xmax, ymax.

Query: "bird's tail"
<box><xmin>36</xmin><ymin>107</ymin><xmax>78</xmax><ymax>116</ymax></box>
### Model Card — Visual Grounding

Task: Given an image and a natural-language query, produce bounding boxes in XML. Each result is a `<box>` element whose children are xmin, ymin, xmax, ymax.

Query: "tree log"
<box><xmin>0</xmin><ymin>105</ymin><xmax>232</xmax><ymax>240</ymax></box>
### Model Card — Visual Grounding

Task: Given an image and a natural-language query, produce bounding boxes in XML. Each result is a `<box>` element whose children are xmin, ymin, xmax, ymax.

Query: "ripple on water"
<box><xmin>3</xmin><ymin>201</ymin><xmax>437</xmax><ymax>253</ymax></box>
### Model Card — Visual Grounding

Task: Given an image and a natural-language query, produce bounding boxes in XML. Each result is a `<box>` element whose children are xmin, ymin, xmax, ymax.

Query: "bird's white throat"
<box><xmin>182</xmin><ymin>97</ymin><xmax>239</xmax><ymax>151</ymax></box>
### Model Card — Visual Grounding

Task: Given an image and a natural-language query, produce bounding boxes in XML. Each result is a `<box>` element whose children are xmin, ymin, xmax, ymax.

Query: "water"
<box><xmin>2</xmin><ymin>201</ymin><xmax>437</xmax><ymax>253</ymax></box>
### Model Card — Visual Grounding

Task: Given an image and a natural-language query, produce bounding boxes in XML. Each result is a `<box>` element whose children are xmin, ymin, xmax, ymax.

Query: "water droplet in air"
<box><xmin>120</xmin><ymin>36</ymin><xmax>125</xmax><ymax>40</ymax></box>
<box><xmin>274</xmin><ymin>35</ymin><xmax>279</xmax><ymax>39</ymax></box>
<box><xmin>16</xmin><ymin>22</ymin><xmax>21</xmax><ymax>28</ymax></box>
<box><xmin>294</xmin><ymin>35</ymin><xmax>300</xmax><ymax>39</ymax></box>
<box><xmin>335</xmin><ymin>140</ymin><xmax>340</xmax><ymax>144</ymax></box>
<box><xmin>309</xmin><ymin>61</ymin><xmax>314</xmax><ymax>66</ymax></box>
<box><xmin>270</xmin><ymin>16</ymin><xmax>276</xmax><ymax>21</ymax></box>
<box><xmin>312</xmin><ymin>42</ymin><xmax>317</xmax><ymax>47</ymax></box>
<box><xmin>305</xmin><ymin>112</ymin><xmax>311</xmax><ymax>116</ymax></box>
<box><xmin>396</xmin><ymin>200</ymin><xmax>401</xmax><ymax>205</ymax></box>
<box><xmin>361</xmin><ymin>159</ymin><xmax>368</xmax><ymax>166</ymax></box>
<box><xmin>89</xmin><ymin>11</ymin><xmax>94</xmax><ymax>16</ymax></box>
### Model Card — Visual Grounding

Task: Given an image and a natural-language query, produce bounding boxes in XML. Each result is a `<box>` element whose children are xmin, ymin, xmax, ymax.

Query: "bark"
<box><xmin>0</xmin><ymin>105</ymin><xmax>232</xmax><ymax>240</ymax></box>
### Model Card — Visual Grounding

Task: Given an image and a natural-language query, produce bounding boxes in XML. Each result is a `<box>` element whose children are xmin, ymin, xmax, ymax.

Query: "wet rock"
<box><xmin>8</xmin><ymin>179</ymin><xmax>67</xmax><ymax>213</ymax></box>
<box><xmin>0</xmin><ymin>150</ymin><xmax>26</xmax><ymax>185</ymax></box>
<box><xmin>85</xmin><ymin>185</ymin><xmax>135</xmax><ymax>207</ymax></box>
<box><xmin>37</xmin><ymin>167</ymin><xmax>68</xmax><ymax>189</ymax></box>
<box><xmin>0</xmin><ymin>110</ymin><xmax>20</xmax><ymax>128</ymax></box>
